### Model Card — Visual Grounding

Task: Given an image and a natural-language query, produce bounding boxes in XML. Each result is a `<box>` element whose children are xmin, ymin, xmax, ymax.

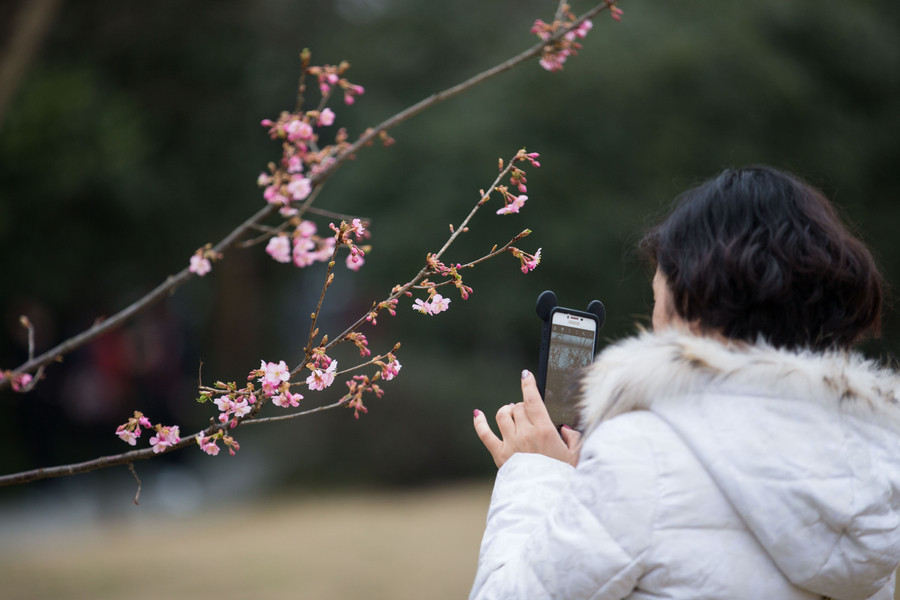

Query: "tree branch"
<box><xmin>1</xmin><ymin>1</ymin><xmax>612</xmax><ymax>392</ymax></box>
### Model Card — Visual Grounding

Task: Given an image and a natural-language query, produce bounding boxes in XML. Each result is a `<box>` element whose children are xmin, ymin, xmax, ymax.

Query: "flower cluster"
<box><xmin>330</xmin><ymin>218</ymin><xmax>371</xmax><ymax>271</ymax></box>
<box><xmin>531</xmin><ymin>2</ymin><xmax>602</xmax><ymax>72</ymax></box>
<box><xmin>343</xmin><ymin>374</ymin><xmax>384</xmax><ymax>419</ymax></box>
<box><xmin>115</xmin><ymin>411</ymin><xmax>181</xmax><ymax>453</ymax></box>
<box><xmin>346</xmin><ymin>331</ymin><xmax>371</xmax><ymax>357</ymax></box>
<box><xmin>214</xmin><ymin>392</ymin><xmax>254</xmax><ymax>427</ymax></box>
<box><xmin>256</xmin><ymin>56</ymin><xmax>368</xmax><ymax>222</ymax></box>
<box><xmin>377</xmin><ymin>353</ymin><xmax>402</xmax><ymax>381</ymax></box>
<box><xmin>307</xmin><ymin>60</ymin><xmax>365</xmax><ymax>105</ymax></box>
<box><xmin>307</xmin><ymin>359</ymin><xmax>338</xmax><ymax>391</ymax></box>
<box><xmin>365</xmin><ymin>297</ymin><xmax>399</xmax><ymax>325</ymax></box>
<box><xmin>412</xmin><ymin>293</ymin><xmax>452</xmax><ymax>315</ymax></box>
<box><xmin>267</xmin><ymin>219</ymin><xmax>340</xmax><ymax>268</ymax></box>
<box><xmin>196</xmin><ymin>429</ymin><xmax>240</xmax><ymax>456</ymax></box>
<box><xmin>485</xmin><ymin>150</ymin><xmax>541</xmax><ymax>215</ymax></box>
<box><xmin>510</xmin><ymin>247</ymin><xmax>542</xmax><ymax>273</ymax></box>
<box><xmin>149</xmin><ymin>425</ymin><xmax>181</xmax><ymax>454</ymax></box>
<box><xmin>253</xmin><ymin>359</ymin><xmax>303</xmax><ymax>409</ymax></box>
<box><xmin>115</xmin><ymin>411</ymin><xmax>153</xmax><ymax>446</ymax></box>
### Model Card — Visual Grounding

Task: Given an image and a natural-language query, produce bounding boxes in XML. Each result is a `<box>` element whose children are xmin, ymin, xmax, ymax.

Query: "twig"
<box><xmin>300</xmin><ymin>238</ymin><xmax>341</xmax><ymax>364</ymax></box>
<box><xmin>305</xmin><ymin>206</ymin><xmax>370</xmax><ymax>223</ymax></box>
<box><xmin>0</xmin><ymin>435</ymin><xmax>197</xmax><ymax>486</ymax></box>
<box><xmin>241</xmin><ymin>398</ymin><xmax>349</xmax><ymax>427</ymax></box>
<box><xmin>20</xmin><ymin>316</ymin><xmax>35</xmax><ymax>360</ymax></box>
<box><xmin>127</xmin><ymin>463</ymin><xmax>142</xmax><ymax>505</ymax></box>
<box><xmin>239</xmin><ymin>221</ymin><xmax>292</xmax><ymax>249</ymax></box>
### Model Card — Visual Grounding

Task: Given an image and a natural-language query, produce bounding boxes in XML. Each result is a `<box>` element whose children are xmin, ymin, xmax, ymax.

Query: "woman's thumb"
<box><xmin>560</xmin><ymin>425</ymin><xmax>582</xmax><ymax>450</ymax></box>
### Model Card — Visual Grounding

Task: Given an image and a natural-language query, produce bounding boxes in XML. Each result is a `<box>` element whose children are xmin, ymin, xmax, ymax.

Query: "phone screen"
<box><xmin>544</xmin><ymin>311</ymin><xmax>597</xmax><ymax>428</ymax></box>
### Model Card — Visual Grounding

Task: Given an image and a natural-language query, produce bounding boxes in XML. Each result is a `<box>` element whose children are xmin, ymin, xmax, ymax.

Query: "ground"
<box><xmin>0</xmin><ymin>481</ymin><xmax>492</xmax><ymax>600</ymax></box>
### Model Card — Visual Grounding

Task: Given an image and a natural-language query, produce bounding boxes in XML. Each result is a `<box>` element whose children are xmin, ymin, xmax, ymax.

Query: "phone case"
<box><xmin>535</xmin><ymin>290</ymin><xmax>606</xmax><ymax>405</ymax></box>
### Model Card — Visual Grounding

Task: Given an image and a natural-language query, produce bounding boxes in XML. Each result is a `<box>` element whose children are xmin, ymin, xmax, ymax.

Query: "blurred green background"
<box><xmin>1</xmin><ymin>0</ymin><xmax>899</xmax><ymax>539</ymax></box>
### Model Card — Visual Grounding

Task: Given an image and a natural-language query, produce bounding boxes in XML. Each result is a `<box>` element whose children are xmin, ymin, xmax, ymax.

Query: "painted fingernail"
<box><xmin>521</xmin><ymin>369</ymin><xmax>531</xmax><ymax>380</ymax></box>
<box><xmin>473</xmin><ymin>409</ymin><xmax>482</xmax><ymax>418</ymax></box>
<box><xmin>561</xmin><ymin>424</ymin><xmax>573</xmax><ymax>431</ymax></box>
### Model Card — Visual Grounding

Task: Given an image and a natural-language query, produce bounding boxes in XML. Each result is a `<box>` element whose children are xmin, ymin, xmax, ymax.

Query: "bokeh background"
<box><xmin>1</xmin><ymin>1</ymin><xmax>899</xmax><ymax>598</ymax></box>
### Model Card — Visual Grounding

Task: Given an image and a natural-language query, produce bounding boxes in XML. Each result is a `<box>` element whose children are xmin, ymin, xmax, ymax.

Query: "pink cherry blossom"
<box><xmin>10</xmin><ymin>373</ymin><xmax>33</xmax><ymax>391</ymax></box>
<box><xmin>261</xmin><ymin>360</ymin><xmax>291</xmax><ymax>385</ymax></box>
<box><xmin>318</xmin><ymin>108</ymin><xmax>335</xmax><ymax>126</ymax></box>
<box><xmin>150</xmin><ymin>425</ymin><xmax>181</xmax><ymax>454</ymax></box>
<box><xmin>430</xmin><ymin>294</ymin><xmax>451</xmax><ymax>314</ymax></box>
<box><xmin>413</xmin><ymin>298</ymin><xmax>430</xmax><ymax>314</ymax></box>
<box><xmin>523</xmin><ymin>248</ymin><xmax>542</xmax><ymax>273</ymax></box>
<box><xmin>346</xmin><ymin>252</ymin><xmax>365</xmax><ymax>271</ymax></box>
<box><xmin>306</xmin><ymin>360</ymin><xmax>338</xmax><ymax>391</ymax></box>
<box><xmin>287</xmin><ymin>176</ymin><xmax>312</xmax><ymax>201</ymax></box>
<box><xmin>350</xmin><ymin>218</ymin><xmax>367</xmax><ymax>239</ymax></box>
<box><xmin>496</xmin><ymin>194</ymin><xmax>527</xmax><ymax>215</ymax></box>
<box><xmin>266</xmin><ymin>236</ymin><xmax>292</xmax><ymax>263</ymax></box>
<box><xmin>287</xmin><ymin>155</ymin><xmax>304</xmax><ymax>173</ymax></box>
<box><xmin>531</xmin><ymin>19</ymin><xmax>551</xmax><ymax>41</ymax></box>
<box><xmin>214</xmin><ymin>396</ymin><xmax>234</xmax><ymax>413</ymax></box>
<box><xmin>296</xmin><ymin>220</ymin><xmax>317</xmax><ymax>238</ymax></box>
<box><xmin>257</xmin><ymin>172</ymin><xmax>273</xmax><ymax>186</ymax></box>
<box><xmin>263</xmin><ymin>185</ymin><xmax>279</xmax><ymax>203</ymax></box>
<box><xmin>285</xmin><ymin>119</ymin><xmax>314</xmax><ymax>142</ymax></box>
<box><xmin>261</xmin><ymin>380</ymin><xmax>279</xmax><ymax>397</ymax></box>
<box><xmin>575</xmin><ymin>19</ymin><xmax>593</xmax><ymax>38</ymax></box>
<box><xmin>272</xmin><ymin>391</ymin><xmax>303</xmax><ymax>408</ymax></box>
<box><xmin>231</xmin><ymin>398</ymin><xmax>252</xmax><ymax>418</ymax></box>
<box><xmin>116</xmin><ymin>425</ymin><xmax>138</xmax><ymax>446</ymax></box>
<box><xmin>381</xmin><ymin>359</ymin><xmax>402</xmax><ymax>381</ymax></box>
<box><xmin>293</xmin><ymin>237</ymin><xmax>318</xmax><ymax>267</ymax></box>
<box><xmin>189</xmin><ymin>254</ymin><xmax>212</xmax><ymax>276</ymax></box>
<box><xmin>196</xmin><ymin>433</ymin><xmax>220</xmax><ymax>456</ymax></box>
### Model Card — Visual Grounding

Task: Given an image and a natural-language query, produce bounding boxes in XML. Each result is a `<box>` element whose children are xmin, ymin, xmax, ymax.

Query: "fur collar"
<box><xmin>579</xmin><ymin>329</ymin><xmax>900</xmax><ymax>433</ymax></box>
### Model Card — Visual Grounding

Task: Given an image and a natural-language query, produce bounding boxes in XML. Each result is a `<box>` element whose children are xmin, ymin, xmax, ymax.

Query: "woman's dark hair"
<box><xmin>641</xmin><ymin>165</ymin><xmax>883</xmax><ymax>350</ymax></box>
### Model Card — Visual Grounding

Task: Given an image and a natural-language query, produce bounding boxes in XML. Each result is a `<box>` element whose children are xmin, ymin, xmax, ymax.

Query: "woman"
<box><xmin>470</xmin><ymin>166</ymin><xmax>900</xmax><ymax>600</ymax></box>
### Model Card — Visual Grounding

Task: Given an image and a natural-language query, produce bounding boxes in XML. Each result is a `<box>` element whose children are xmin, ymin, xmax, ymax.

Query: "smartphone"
<box><xmin>538</xmin><ymin>308</ymin><xmax>600</xmax><ymax>429</ymax></box>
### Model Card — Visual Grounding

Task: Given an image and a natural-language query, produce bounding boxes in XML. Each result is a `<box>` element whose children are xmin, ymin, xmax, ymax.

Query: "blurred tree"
<box><xmin>0</xmin><ymin>0</ymin><xmax>897</xmax><ymax>490</ymax></box>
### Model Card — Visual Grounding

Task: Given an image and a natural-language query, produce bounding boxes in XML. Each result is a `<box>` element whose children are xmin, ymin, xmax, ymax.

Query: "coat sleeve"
<box><xmin>865</xmin><ymin>571</ymin><xmax>896</xmax><ymax>600</ymax></box>
<box><xmin>469</xmin><ymin>413</ymin><xmax>659</xmax><ymax>600</ymax></box>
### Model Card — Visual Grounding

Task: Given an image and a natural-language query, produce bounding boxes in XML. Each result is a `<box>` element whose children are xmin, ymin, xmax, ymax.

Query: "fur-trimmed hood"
<box><xmin>580</xmin><ymin>329</ymin><xmax>900</xmax><ymax>431</ymax></box>
<box><xmin>579</xmin><ymin>330</ymin><xmax>900</xmax><ymax>599</ymax></box>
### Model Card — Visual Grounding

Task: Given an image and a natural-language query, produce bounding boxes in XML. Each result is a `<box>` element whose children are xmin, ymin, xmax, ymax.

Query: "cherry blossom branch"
<box><xmin>323</xmin><ymin>151</ymin><xmax>530</xmax><ymax>350</ymax></box>
<box><xmin>0</xmin><ymin>434</ymin><xmax>201</xmax><ymax>486</ymax></box>
<box><xmin>0</xmin><ymin>0</ymin><xmax>615</xmax><ymax>393</ymax></box>
<box><xmin>0</xmin><ymin>141</ymin><xmax>536</xmax><ymax>487</ymax></box>
<box><xmin>302</xmin><ymin>239</ymin><xmax>341</xmax><ymax>359</ymax></box>
<box><xmin>0</xmin><ymin>2</ymin><xmax>618</xmax><ymax>487</ymax></box>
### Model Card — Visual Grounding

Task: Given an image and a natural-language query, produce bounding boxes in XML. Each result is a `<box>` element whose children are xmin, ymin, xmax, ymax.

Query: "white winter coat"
<box><xmin>470</xmin><ymin>331</ymin><xmax>900</xmax><ymax>600</ymax></box>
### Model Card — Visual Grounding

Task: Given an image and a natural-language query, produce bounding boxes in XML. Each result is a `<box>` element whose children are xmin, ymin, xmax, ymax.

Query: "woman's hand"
<box><xmin>473</xmin><ymin>369</ymin><xmax>582</xmax><ymax>468</ymax></box>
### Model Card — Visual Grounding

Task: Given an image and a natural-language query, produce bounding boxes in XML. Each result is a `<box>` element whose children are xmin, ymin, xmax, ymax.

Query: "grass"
<box><xmin>0</xmin><ymin>481</ymin><xmax>493</xmax><ymax>600</ymax></box>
